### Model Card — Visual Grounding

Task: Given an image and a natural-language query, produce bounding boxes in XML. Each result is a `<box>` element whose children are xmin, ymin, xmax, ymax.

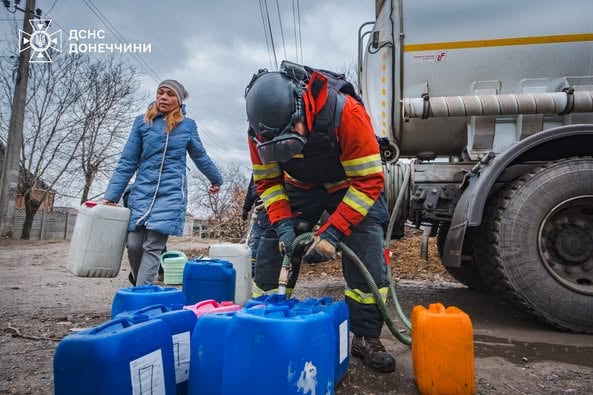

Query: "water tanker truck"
<box><xmin>359</xmin><ymin>0</ymin><xmax>593</xmax><ymax>333</ymax></box>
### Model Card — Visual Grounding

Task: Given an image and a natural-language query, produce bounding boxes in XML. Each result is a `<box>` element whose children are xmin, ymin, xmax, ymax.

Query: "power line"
<box><xmin>258</xmin><ymin>0</ymin><xmax>273</xmax><ymax>70</ymax></box>
<box><xmin>45</xmin><ymin>0</ymin><xmax>58</xmax><ymax>14</ymax></box>
<box><xmin>292</xmin><ymin>0</ymin><xmax>298</xmax><ymax>62</ymax></box>
<box><xmin>81</xmin><ymin>0</ymin><xmax>161</xmax><ymax>83</ymax></box>
<box><xmin>194</xmin><ymin>122</ymin><xmax>233</xmax><ymax>158</ymax></box>
<box><xmin>37</xmin><ymin>1</ymin><xmax>157</xmax><ymax>84</ymax></box>
<box><xmin>296</xmin><ymin>0</ymin><xmax>303</xmax><ymax>63</ymax></box>
<box><xmin>275</xmin><ymin>0</ymin><xmax>287</xmax><ymax>61</ymax></box>
<box><xmin>36</xmin><ymin>3</ymin><xmax>111</xmax><ymax>67</ymax></box>
<box><xmin>262</xmin><ymin>0</ymin><xmax>277</xmax><ymax>70</ymax></box>
<box><xmin>84</xmin><ymin>0</ymin><xmax>160</xmax><ymax>82</ymax></box>
<box><xmin>39</xmin><ymin>3</ymin><xmax>232</xmax><ymax>161</ymax></box>
<box><xmin>28</xmin><ymin>0</ymin><xmax>145</xmax><ymax>78</ymax></box>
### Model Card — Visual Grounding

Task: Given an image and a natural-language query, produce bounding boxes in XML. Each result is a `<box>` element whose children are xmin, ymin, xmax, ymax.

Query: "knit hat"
<box><xmin>158</xmin><ymin>79</ymin><xmax>189</xmax><ymax>104</ymax></box>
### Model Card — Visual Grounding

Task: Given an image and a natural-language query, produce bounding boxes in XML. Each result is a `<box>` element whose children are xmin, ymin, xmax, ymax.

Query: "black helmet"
<box><xmin>245</xmin><ymin>71</ymin><xmax>304</xmax><ymax>141</ymax></box>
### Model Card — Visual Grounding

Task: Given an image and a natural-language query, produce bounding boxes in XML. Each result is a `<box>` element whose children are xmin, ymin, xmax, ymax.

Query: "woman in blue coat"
<box><xmin>103</xmin><ymin>79</ymin><xmax>223</xmax><ymax>286</ymax></box>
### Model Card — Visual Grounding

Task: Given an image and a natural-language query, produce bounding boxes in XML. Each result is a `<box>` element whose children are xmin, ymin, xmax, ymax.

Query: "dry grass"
<box><xmin>179</xmin><ymin>227</ymin><xmax>455</xmax><ymax>283</ymax></box>
<box><xmin>300</xmin><ymin>227</ymin><xmax>454</xmax><ymax>282</ymax></box>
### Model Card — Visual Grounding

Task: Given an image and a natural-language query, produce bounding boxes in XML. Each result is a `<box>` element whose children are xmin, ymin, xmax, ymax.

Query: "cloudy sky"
<box><xmin>1</xmin><ymin>0</ymin><xmax>375</xmax><ymax>177</ymax></box>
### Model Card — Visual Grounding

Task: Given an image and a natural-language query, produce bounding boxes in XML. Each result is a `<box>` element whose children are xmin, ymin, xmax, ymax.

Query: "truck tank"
<box><xmin>361</xmin><ymin>0</ymin><xmax>593</xmax><ymax>333</ymax></box>
<box><xmin>362</xmin><ymin>0</ymin><xmax>593</xmax><ymax>159</ymax></box>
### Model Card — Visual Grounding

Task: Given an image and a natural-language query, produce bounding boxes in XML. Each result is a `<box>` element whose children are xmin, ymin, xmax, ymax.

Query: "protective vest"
<box><xmin>280</xmin><ymin>65</ymin><xmax>361</xmax><ymax>184</ymax></box>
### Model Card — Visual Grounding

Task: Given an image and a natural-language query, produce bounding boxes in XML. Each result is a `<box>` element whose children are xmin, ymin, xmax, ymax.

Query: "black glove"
<box><xmin>274</xmin><ymin>218</ymin><xmax>296</xmax><ymax>256</ymax></box>
<box><xmin>241</xmin><ymin>209</ymin><xmax>249</xmax><ymax>221</ymax></box>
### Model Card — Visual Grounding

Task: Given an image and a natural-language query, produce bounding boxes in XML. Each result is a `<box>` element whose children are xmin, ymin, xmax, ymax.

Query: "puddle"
<box><xmin>474</xmin><ymin>334</ymin><xmax>593</xmax><ymax>367</ymax></box>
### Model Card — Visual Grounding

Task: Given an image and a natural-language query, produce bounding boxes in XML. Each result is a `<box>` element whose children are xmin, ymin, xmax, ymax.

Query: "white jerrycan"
<box><xmin>67</xmin><ymin>201</ymin><xmax>130</xmax><ymax>277</ymax></box>
<box><xmin>208</xmin><ymin>243</ymin><xmax>252</xmax><ymax>305</ymax></box>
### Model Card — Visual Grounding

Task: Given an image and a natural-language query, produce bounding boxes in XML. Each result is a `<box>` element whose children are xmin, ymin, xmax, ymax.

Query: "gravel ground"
<box><xmin>1</xmin><ymin>232</ymin><xmax>592</xmax><ymax>394</ymax></box>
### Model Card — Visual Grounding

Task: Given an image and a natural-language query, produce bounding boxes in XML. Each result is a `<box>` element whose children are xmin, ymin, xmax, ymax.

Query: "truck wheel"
<box><xmin>478</xmin><ymin>157</ymin><xmax>593</xmax><ymax>333</ymax></box>
<box><xmin>437</xmin><ymin>224</ymin><xmax>488</xmax><ymax>291</ymax></box>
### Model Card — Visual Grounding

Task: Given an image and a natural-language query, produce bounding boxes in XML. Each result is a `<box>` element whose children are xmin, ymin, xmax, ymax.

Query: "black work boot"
<box><xmin>351</xmin><ymin>336</ymin><xmax>396</xmax><ymax>373</ymax></box>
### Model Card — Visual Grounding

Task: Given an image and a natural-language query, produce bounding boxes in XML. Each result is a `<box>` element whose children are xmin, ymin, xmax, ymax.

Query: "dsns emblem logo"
<box><xmin>19</xmin><ymin>19</ymin><xmax>62</xmax><ymax>63</ymax></box>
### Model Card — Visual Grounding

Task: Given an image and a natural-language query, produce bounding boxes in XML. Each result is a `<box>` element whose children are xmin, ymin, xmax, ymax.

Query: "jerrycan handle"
<box><xmin>189</xmin><ymin>299</ymin><xmax>218</xmax><ymax>310</ymax></box>
<box><xmin>300</xmin><ymin>297</ymin><xmax>332</xmax><ymax>307</ymax></box>
<box><xmin>84</xmin><ymin>201</ymin><xmax>98</xmax><ymax>208</ymax></box>
<box><xmin>131</xmin><ymin>304</ymin><xmax>170</xmax><ymax>317</ymax></box>
<box><xmin>264</xmin><ymin>304</ymin><xmax>291</xmax><ymax>317</ymax></box>
<box><xmin>130</xmin><ymin>285</ymin><xmax>162</xmax><ymax>293</ymax></box>
<box><xmin>89</xmin><ymin>318</ymin><xmax>131</xmax><ymax>334</ymax></box>
<box><xmin>160</xmin><ymin>250</ymin><xmax>187</xmax><ymax>264</ymax></box>
<box><xmin>428</xmin><ymin>303</ymin><xmax>446</xmax><ymax>313</ymax></box>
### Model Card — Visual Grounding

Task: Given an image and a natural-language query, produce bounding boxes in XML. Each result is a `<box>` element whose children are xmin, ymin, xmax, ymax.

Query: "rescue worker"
<box><xmin>243</xmin><ymin>173</ymin><xmax>329</xmax><ymax>278</ymax></box>
<box><xmin>244</xmin><ymin>62</ymin><xmax>396</xmax><ymax>373</ymax></box>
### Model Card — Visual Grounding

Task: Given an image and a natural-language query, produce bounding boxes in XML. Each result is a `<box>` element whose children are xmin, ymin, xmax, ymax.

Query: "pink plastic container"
<box><xmin>183</xmin><ymin>299</ymin><xmax>241</xmax><ymax>318</ymax></box>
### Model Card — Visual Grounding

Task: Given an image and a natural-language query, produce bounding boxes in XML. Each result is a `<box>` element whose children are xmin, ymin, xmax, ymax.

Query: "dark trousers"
<box><xmin>249</xmin><ymin>208</ymin><xmax>271</xmax><ymax>276</ymax></box>
<box><xmin>127</xmin><ymin>227</ymin><xmax>168</xmax><ymax>286</ymax></box>
<box><xmin>254</xmin><ymin>184</ymin><xmax>390</xmax><ymax>337</ymax></box>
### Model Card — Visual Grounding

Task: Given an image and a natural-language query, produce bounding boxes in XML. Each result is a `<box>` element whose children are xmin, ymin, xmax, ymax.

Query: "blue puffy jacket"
<box><xmin>104</xmin><ymin>107</ymin><xmax>223</xmax><ymax>236</ymax></box>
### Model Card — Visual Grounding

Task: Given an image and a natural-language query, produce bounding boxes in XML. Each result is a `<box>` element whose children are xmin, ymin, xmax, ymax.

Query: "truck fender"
<box><xmin>442</xmin><ymin>124</ymin><xmax>593</xmax><ymax>267</ymax></box>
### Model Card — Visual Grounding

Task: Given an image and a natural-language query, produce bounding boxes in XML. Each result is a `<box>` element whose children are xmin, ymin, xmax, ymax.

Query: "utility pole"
<box><xmin>0</xmin><ymin>0</ymin><xmax>35</xmax><ymax>237</ymax></box>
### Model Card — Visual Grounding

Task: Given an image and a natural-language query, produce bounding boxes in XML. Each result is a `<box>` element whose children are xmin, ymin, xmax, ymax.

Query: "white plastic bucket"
<box><xmin>208</xmin><ymin>243</ymin><xmax>252</xmax><ymax>305</ymax></box>
<box><xmin>67</xmin><ymin>201</ymin><xmax>130</xmax><ymax>277</ymax></box>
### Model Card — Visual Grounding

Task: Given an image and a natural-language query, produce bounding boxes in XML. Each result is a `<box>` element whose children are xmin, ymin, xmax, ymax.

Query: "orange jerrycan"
<box><xmin>411</xmin><ymin>303</ymin><xmax>475</xmax><ymax>395</ymax></box>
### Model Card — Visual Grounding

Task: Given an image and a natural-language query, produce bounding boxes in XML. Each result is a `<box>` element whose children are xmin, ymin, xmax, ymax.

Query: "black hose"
<box><xmin>339</xmin><ymin>242</ymin><xmax>412</xmax><ymax>345</ymax></box>
<box><xmin>289</xmin><ymin>232</ymin><xmax>412</xmax><ymax>345</ymax></box>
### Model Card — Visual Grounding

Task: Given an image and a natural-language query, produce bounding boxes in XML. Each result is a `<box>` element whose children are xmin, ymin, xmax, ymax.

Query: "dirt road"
<box><xmin>0</xmin><ymin>236</ymin><xmax>592</xmax><ymax>394</ymax></box>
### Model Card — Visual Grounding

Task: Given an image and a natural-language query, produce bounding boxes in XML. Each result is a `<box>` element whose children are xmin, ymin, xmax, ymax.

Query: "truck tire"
<box><xmin>475</xmin><ymin>157</ymin><xmax>593</xmax><ymax>333</ymax></box>
<box><xmin>437</xmin><ymin>224</ymin><xmax>488</xmax><ymax>291</ymax></box>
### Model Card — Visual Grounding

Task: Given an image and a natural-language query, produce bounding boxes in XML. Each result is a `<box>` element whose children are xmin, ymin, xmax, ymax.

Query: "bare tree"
<box><xmin>72</xmin><ymin>57</ymin><xmax>142</xmax><ymax>204</ymax></box>
<box><xmin>0</xmin><ymin>24</ymin><xmax>21</xmax><ymax>142</ymax></box>
<box><xmin>188</xmin><ymin>161</ymin><xmax>249</xmax><ymax>240</ymax></box>
<box><xmin>335</xmin><ymin>60</ymin><xmax>359</xmax><ymax>94</ymax></box>
<box><xmin>0</xmin><ymin>39</ymin><xmax>144</xmax><ymax>238</ymax></box>
<box><xmin>0</xmin><ymin>59</ymin><xmax>17</xmax><ymax>141</ymax></box>
<box><xmin>17</xmin><ymin>54</ymin><xmax>89</xmax><ymax>239</ymax></box>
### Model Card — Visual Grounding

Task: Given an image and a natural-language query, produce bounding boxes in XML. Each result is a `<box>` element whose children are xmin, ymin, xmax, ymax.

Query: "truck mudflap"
<box><xmin>442</xmin><ymin>197</ymin><xmax>471</xmax><ymax>268</ymax></box>
<box><xmin>443</xmin><ymin>124</ymin><xmax>593</xmax><ymax>267</ymax></box>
